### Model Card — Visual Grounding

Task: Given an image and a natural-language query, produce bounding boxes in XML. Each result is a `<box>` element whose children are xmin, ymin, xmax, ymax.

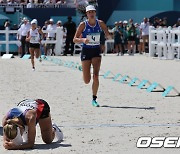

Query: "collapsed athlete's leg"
<box><xmin>39</xmin><ymin>114</ymin><xmax>55</xmax><ymax>144</ymax></box>
<box><xmin>81</xmin><ymin>60</ymin><xmax>91</xmax><ymax>84</ymax></box>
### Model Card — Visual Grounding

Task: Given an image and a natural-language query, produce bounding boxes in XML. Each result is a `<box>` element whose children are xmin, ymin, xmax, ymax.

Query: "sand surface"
<box><xmin>0</xmin><ymin>54</ymin><xmax>180</xmax><ymax>154</ymax></box>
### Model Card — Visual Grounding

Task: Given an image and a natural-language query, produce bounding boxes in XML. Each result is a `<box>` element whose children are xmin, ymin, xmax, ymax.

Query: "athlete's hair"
<box><xmin>3</xmin><ymin>118</ymin><xmax>19</xmax><ymax>140</ymax></box>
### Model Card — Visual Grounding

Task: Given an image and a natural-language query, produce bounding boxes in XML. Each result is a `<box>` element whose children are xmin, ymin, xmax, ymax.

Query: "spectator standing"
<box><xmin>56</xmin><ymin>0</ymin><xmax>66</xmax><ymax>4</ymax></box>
<box><xmin>7</xmin><ymin>0</ymin><xmax>17</xmax><ymax>4</ymax></box>
<box><xmin>122</xmin><ymin>20</ymin><xmax>128</xmax><ymax>53</ymax></box>
<box><xmin>134</xmin><ymin>23</ymin><xmax>142</xmax><ymax>54</ymax></box>
<box><xmin>153</xmin><ymin>17</ymin><xmax>160</xmax><ymax>28</ymax></box>
<box><xmin>56</xmin><ymin>20</ymin><xmax>65</xmax><ymax>55</ymax></box>
<box><xmin>173</xmin><ymin>18</ymin><xmax>180</xmax><ymax>28</ymax></box>
<box><xmin>46</xmin><ymin>0</ymin><xmax>56</xmax><ymax>4</ymax></box>
<box><xmin>42</xmin><ymin>21</ymin><xmax>49</xmax><ymax>30</ymax></box>
<box><xmin>162</xmin><ymin>17</ymin><xmax>168</xmax><ymax>27</ymax></box>
<box><xmin>45</xmin><ymin>19</ymin><xmax>56</xmax><ymax>56</ymax></box>
<box><xmin>4</xmin><ymin>20</ymin><xmax>10</xmax><ymax>30</ymax></box>
<box><xmin>18</xmin><ymin>17</ymin><xmax>31</xmax><ymax>58</ymax></box>
<box><xmin>27</xmin><ymin>0</ymin><xmax>34</xmax><ymax>8</ymax></box>
<box><xmin>100</xmin><ymin>31</ymin><xmax>105</xmax><ymax>54</ymax></box>
<box><xmin>41</xmin><ymin>21</ymin><xmax>49</xmax><ymax>56</ymax></box>
<box><xmin>112</xmin><ymin>22</ymin><xmax>123</xmax><ymax>56</ymax></box>
<box><xmin>74</xmin><ymin>0</ymin><xmax>88</xmax><ymax>5</ymax></box>
<box><xmin>140</xmin><ymin>17</ymin><xmax>150</xmax><ymax>54</ymax></box>
<box><xmin>127</xmin><ymin>19</ymin><xmax>136</xmax><ymax>55</ymax></box>
<box><xmin>118</xmin><ymin>21</ymin><xmax>124</xmax><ymax>55</ymax></box>
<box><xmin>16</xmin><ymin>28</ymin><xmax>22</xmax><ymax>56</ymax></box>
<box><xmin>63</xmin><ymin>16</ymin><xmax>76</xmax><ymax>56</ymax></box>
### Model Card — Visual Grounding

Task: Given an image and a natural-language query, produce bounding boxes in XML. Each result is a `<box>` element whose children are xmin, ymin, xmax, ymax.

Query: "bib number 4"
<box><xmin>86</xmin><ymin>33</ymin><xmax>100</xmax><ymax>46</ymax></box>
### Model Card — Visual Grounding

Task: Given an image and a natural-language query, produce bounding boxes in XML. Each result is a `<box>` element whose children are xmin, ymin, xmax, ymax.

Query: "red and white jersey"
<box><xmin>17</xmin><ymin>99</ymin><xmax>45</xmax><ymax>120</ymax></box>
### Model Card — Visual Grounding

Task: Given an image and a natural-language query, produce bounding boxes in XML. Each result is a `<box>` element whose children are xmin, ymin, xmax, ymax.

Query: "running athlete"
<box><xmin>73</xmin><ymin>5</ymin><xmax>111</xmax><ymax>107</ymax></box>
<box><xmin>26</xmin><ymin>19</ymin><xmax>44</xmax><ymax>71</ymax></box>
<box><xmin>2</xmin><ymin>99</ymin><xmax>63</xmax><ymax>150</ymax></box>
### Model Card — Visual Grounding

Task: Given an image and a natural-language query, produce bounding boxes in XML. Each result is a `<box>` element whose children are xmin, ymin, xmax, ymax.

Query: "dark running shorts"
<box><xmin>36</xmin><ymin>99</ymin><xmax>50</xmax><ymax>119</ymax></box>
<box><xmin>127</xmin><ymin>36</ymin><xmax>136</xmax><ymax>41</ymax></box>
<box><xmin>29</xmin><ymin>43</ymin><xmax>40</xmax><ymax>49</ymax></box>
<box><xmin>81</xmin><ymin>47</ymin><xmax>101</xmax><ymax>61</ymax></box>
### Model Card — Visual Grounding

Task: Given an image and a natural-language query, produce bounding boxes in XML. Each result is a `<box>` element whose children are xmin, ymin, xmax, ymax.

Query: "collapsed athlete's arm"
<box><xmin>99</xmin><ymin>20</ymin><xmax>111</xmax><ymax>39</ymax></box>
<box><xmin>4</xmin><ymin>110</ymin><xmax>37</xmax><ymax>150</ymax></box>
<box><xmin>73</xmin><ymin>22</ymin><xmax>89</xmax><ymax>44</ymax></box>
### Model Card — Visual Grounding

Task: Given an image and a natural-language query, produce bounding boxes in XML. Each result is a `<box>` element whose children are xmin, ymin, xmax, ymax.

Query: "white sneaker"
<box><xmin>32</xmin><ymin>67</ymin><xmax>35</xmax><ymax>71</ymax></box>
<box><xmin>52</xmin><ymin>123</ymin><xmax>63</xmax><ymax>143</ymax></box>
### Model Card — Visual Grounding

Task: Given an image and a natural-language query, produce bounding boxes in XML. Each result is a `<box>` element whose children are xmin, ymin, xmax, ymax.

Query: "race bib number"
<box><xmin>86</xmin><ymin>33</ymin><xmax>100</xmax><ymax>46</ymax></box>
<box><xmin>30</xmin><ymin>36</ymin><xmax>39</xmax><ymax>43</ymax></box>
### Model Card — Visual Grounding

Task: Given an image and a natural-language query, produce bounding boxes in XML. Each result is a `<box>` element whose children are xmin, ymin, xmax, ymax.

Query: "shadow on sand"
<box><xmin>38</xmin><ymin>70</ymin><xmax>65</xmax><ymax>73</ymax></box>
<box><xmin>101</xmin><ymin>105</ymin><xmax>155</xmax><ymax>110</ymax></box>
<box><xmin>34</xmin><ymin>142</ymin><xmax>72</xmax><ymax>150</ymax></box>
<box><xmin>21</xmin><ymin>142</ymin><xmax>72</xmax><ymax>151</ymax></box>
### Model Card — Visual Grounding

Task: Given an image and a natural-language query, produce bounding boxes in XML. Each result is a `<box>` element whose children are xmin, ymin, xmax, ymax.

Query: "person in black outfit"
<box><xmin>63</xmin><ymin>16</ymin><xmax>76</xmax><ymax>56</ymax></box>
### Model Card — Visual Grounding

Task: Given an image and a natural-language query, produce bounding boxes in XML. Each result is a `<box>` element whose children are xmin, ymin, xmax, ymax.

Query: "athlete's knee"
<box><xmin>43</xmin><ymin>138</ymin><xmax>53</xmax><ymax>144</ymax></box>
<box><xmin>41</xmin><ymin>134</ymin><xmax>53</xmax><ymax>144</ymax></box>
<box><xmin>83</xmin><ymin>74</ymin><xmax>91</xmax><ymax>84</ymax></box>
<box><xmin>84</xmin><ymin>78</ymin><xmax>91</xmax><ymax>84</ymax></box>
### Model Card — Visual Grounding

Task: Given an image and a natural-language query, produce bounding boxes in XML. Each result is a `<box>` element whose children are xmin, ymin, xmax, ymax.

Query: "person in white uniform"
<box><xmin>45</xmin><ymin>19</ymin><xmax>56</xmax><ymax>56</ymax></box>
<box><xmin>26</xmin><ymin>19</ymin><xmax>44</xmax><ymax>71</ymax></box>
<box><xmin>140</xmin><ymin>18</ymin><xmax>150</xmax><ymax>54</ymax></box>
<box><xmin>18</xmin><ymin>17</ymin><xmax>31</xmax><ymax>58</ymax></box>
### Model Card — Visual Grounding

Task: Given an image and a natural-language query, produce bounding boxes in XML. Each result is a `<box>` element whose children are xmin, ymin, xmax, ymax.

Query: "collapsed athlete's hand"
<box><xmin>3</xmin><ymin>141</ymin><xmax>16</xmax><ymax>150</ymax></box>
<box><xmin>83</xmin><ymin>38</ymin><xmax>89</xmax><ymax>44</ymax></box>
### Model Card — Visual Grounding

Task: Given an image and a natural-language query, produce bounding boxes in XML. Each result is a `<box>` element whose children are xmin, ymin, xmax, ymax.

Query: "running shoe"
<box><xmin>52</xmin><ymin>123</ymin><xmax>63</xmax><ymax>142</ymax></box>
<box><xmin>39</xmin><ymin>57</ymin><xmax>42</xmax><ymax>62</ymax></box>
<box><xmin>92</xmin><ymin>100</ymin><xmax>100</xmax><ymax>107</ymax></box>
<box><xmin>32</xmin><ymin>67</ymin><xmax>35</xmax><ymax>71</ymax></box>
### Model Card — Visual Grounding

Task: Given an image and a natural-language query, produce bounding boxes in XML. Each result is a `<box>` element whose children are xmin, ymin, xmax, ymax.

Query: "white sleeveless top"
<box><xmin>29</xmin><ymin>28</ymin><xmax>40</xmax><ymax>44</ymax></box>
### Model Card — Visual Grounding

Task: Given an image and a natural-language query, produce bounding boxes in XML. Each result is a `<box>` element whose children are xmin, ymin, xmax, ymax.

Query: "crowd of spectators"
<box><xmin>1</xmin><ymin>15</ymin><xmax>180</xmax><ymax>56</ymax></box>
<box><xmin>0</xmin><ymin>0</ymin><xmax>68</xmax><ymax>6</ymax></box>
<box><xmin>0</xmin><ymin>0</ymin><xmax>94</xmax><ymax>6</ymax></box>
<box><xmin>107</xmin><ymin>17</ymin><xmax>180</xmax><ymax>55</ymax></box>
<box><xmin>0</xmin><ymin>0</ymin><xmax>97</xmax><ymax>8</ymax></box>
<box><xmin>14</xmin><ymin>16</ymin><xmax>76</xmax><ymax>57</ymax></box>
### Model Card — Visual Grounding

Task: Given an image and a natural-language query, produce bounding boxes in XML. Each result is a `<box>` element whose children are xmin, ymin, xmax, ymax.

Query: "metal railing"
<box><xmin>149</xmin><ymin>26</ymin><xmax>180</xmax><ymax>60</ymax></box>
<box><xmin>0</xmin><ymin>27</ymin><xmax>64</xmax><ymax>55</ymax></box>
